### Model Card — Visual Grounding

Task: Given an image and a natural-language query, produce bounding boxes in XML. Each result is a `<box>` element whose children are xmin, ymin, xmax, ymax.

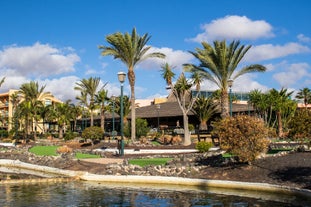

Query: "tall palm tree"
<box><xmin>18</xmin><ymin>81</ymin><xmax>53</xmax><ymax>139</ymax></box>
<box><xmin>74</xmin><ymin>77</ymin><xmax>101</xmax><ymax>127</ymax></box>
<box><xmin>192</xmin><ymin>96</ymin><xmax>218</xmax><ymax>130</ymax></box>
<box><xmin>99</xmin><ymin>27</ymin><xmax>166</xmax><ymax>142</ymax></box>
<box><xmin>295</xmin><ymin>87</ymin><xmax>311</xmax><ymax>107</ymax></box>
<box><xmin>184</xmin><ymin>40</ymin><xmax>266</xmax><ymax>118</ymax></box>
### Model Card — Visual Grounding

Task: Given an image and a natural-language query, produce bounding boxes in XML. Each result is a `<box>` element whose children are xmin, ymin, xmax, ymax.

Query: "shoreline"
<box><xmin>1</xmin><ymin>159</ymin><xmax>311</xmax><ymax>200</ymax></box>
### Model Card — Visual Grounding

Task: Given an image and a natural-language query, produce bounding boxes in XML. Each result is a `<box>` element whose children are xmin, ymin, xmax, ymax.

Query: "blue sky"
<box><xmin>0</xmin><ymin>0</ymin><xmax>311</xmax><ymax>103</ymax></box>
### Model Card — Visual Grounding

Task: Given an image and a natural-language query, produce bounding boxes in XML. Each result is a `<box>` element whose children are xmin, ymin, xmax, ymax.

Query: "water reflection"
<box><xmin>0</xmin><ymin>181</ymin><xmax>309</xmax><ymax>207</ymax></box>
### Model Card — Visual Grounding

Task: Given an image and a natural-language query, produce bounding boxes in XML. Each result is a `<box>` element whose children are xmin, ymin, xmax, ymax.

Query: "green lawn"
<box><xmin>129</xmin><ymin>157</ymin><xmax>173</xmax><ymax>167</ymax></box>
<box><xmin>29</xmin><ymin>145</ymin><xmax>100</xmax><ymax>159</ymax></box>
<box><xmin>29</xmin><ymin>145</ymin><xmax>59</xmax><ymax>156</ymax></box>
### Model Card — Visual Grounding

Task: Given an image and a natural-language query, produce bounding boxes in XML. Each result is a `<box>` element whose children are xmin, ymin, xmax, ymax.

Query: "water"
<box><xmin>0</xmin><ymin>181</ymin><xmax>310</xmax><ymax>207</ymax></box>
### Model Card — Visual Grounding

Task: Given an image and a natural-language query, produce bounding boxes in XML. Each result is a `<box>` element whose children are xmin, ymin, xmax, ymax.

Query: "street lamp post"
<box><xmin>111</xmin><ymin>95</ymin><xmax>116</xmax><ymax>141</ymax></box>
<box><xmin>228</xmin><ymin>79</ymin><xmax>233</xmax><ymax>117</ymax></box>
<box><xmin>118</xmin><ymin>71</ymin><xmax>126</xmax><ymax>156</ymax></box>
<box><xmin>156</xmin><ymin>104</ymin><xmax>160</xmax><ymax>131</ymax></box>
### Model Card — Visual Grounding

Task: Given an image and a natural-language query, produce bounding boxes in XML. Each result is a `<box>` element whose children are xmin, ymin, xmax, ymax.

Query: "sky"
<box><xmin>0</xmin><ymin>0</ymin><xmax>311</xmax><ymax>103</ymax></box>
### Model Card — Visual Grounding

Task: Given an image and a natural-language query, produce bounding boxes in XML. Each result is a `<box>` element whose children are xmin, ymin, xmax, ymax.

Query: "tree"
<box><xmin>184</xmin><ymin>40</ymin><xmax>266</xmax><ymax>118</ymax></box>
<box><xmin>99</xmin><ymin>28</ymin><xmax>166</xmax><ymax>143</ymax></box>
<box><xmin>295</xmin><ymin>87</ymin><xmax>311</xmax><ymax>107</ymax></box>
<box><xmin>268</xmin><ymin>88</ymin><xmax>296</xmax><ymax>138</ymax></box>
<box><xmin>160</xmin><ymin>63</ymin><xmax>202</xmax><ymax>145</ymax></box>
<box><xmin>249</xmin><ymin>88</ymin><xmax>297</xmax><ymax>138</ymax></box>
<box><xmin>94</xmin><ymin>88</ymin><xmax>109</xmax><ymax>132</ymax></box>
<box><xmin>74</xmin><ymin>77</ymin><xmax>101</xmax><ymax>127</ymax></box>
<box><xmin>18</xmin><ymin>81</ymin><xmax>53</xmax><ymax>139</ymax></box>
<box><xmin>192</xmin><ymin>96</ymin><xmax>218</xmax><ymax>130</ymax></box>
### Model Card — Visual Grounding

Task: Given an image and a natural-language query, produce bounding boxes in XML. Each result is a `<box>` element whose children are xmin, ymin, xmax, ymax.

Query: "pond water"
<box><xmin>0</xmin><ymin>181</ymin><xmax>310</xmax><ymax>207</ymax></box>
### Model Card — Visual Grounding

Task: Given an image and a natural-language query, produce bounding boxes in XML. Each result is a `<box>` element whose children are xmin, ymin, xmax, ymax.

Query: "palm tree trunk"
<box><xmin>90</xmin><ymin>109</ymin><xmax>94</xmax><ymax>127</ymax></box>
<box><xmin>129</xmin><ymin>70</ymin><xmax>136</xmax><ymax>143</ymax></box>
<box><xmin>221</xmin><ymin>90</ymin><xmax>229</xmax><ymax>118</ymax></box>
<box><xmin>276</xmin><ymin>111</ymin><xmax>283</xmax><ymax>137</ymax></box>
<box><xmin>100</xmin><ymin>107</ymin><xmax>105</xmax><ymax>132</ymax></box>
<box><xmin>199</xmin><ymin>121</ymin><xmax>208</xmax><ymax>130</ymax></box>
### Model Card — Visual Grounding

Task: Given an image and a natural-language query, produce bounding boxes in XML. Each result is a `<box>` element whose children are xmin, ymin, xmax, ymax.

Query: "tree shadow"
<box><xmin>268</xmin><ymin>167</ymin><xmax>311</xmax><ymax>189</ymax></box>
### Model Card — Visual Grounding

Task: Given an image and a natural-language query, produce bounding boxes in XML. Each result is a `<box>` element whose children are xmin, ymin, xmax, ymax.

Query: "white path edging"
<box><xmin>1</xmin><ymin>159</ymin><xmax>311</xmax><ymax>198</ymax></box>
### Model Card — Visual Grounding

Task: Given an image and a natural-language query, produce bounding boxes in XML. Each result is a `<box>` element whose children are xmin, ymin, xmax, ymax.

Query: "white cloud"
<box><xmin>0</xmin><ymin>42</ymin><xmax>80</xmax><ymax>78</ymax></box>
<box><xmin>245</xmin><ymin>43</ymin><xmax>310</xmax><ymax>62</ymax></box>
<box><xmin>273</xmin><ymin>63</ymin><xmax>310</xmax><ymax>87</ymax></box>
<box><xmin>190</xmin><ymin>15</ymin><xmax>274</xmax><ymax>43</ymax></box>
<box><xmin>43</xmin><ymin>76</ymin><xmax>80</xmax><ymax>102</ymax></box>
<box><xmin>138</xmin><ymin>47</ymin><xmax>194</xmax><ymax>70</ymax></box>
<box><xmin>297</xmin><ymin>34</ymin><xmax>311</xmax><ymax>43</ymax></box>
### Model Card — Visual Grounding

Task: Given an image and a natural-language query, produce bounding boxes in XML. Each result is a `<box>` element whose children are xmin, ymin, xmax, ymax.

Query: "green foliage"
<box><xmin>64</xmin><ymin>131</ymin><xmax>79</xmax><ymax>141</ymax></box>
<box><xmin>288</xmin><ymin>109</ymin><xmax>311</xmax><ymax>140</ymax></box>
<box><xmin>129</xmin><ymin>158</ymin><xmax>172</xmax><ymax>167</ymax></box>
<box><xmin>136</xmin><ymin>118</ymin><xmax>150</xmax><ymax>138</ymax></box>
<box><xmin>195</xmin><ymin>141</ymin><xmax>213</xmax><ymax>153</ymax></box>
<box><xmin>188</xmin><ymin>124</ymin><xmax>195</xmax><ymax>131</ymax></box>
<box><xmin>0</xmin><ymin>130</ymin><xmax>9</xmax><ymax>138</ymax></box>
<box><xmin>29</xmin><ymin>145</ymin><xmax>59</xmax><ymax>156</ymax></box>
<box><xmin>124</xmin><ymin>118</ymin><xmax>150</xmax><ymax>139</ymax></box>
<box><xmin>212</xmin><ymin>115</ymin><xmax>270</xmax><ymax>163</ymax></box>
<box><xmin>81</xmin><ymin>126</ymin><xmax>103</xmax><ymax>141</ymax></box>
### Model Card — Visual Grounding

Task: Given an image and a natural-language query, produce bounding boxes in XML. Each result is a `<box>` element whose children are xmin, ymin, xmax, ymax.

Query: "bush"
<box><xmin>212</xmin><ymin>115</ymin><xmax>270</xmax><ymax>163</ymax></box>
<box><xmin>195</xmin><ymin>141</ymin><xmax>213</xmax><ymax>153</ymax></box>
<box><xmin>124</xmin><ymin>118</ymin><xmax>150</xmax><ymax>140</ymax></box>
<box><xmin>0</xmin><ymin>130</ymin><xmax>8</xmax><ymax>138</ymax></box>
<box><xmin>81</xmin><ymin>126</ymin><xmax>103</xmax><ymax>142</ymax></box>
<box><xmin>64</xmin><ymin>131</ymin><xmax>79</xmax><ymax>141</ymax></box>
<box><xmin>288</xmin><ymin>109</ymin><xmax>311</xmax><ymax>140</ymax></box>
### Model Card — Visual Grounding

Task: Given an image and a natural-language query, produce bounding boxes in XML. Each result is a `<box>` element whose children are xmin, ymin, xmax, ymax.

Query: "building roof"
<box><xmin>134</xmin><ymin>101</ymin><xmax>253</xmax><ymax>119</ymax></box>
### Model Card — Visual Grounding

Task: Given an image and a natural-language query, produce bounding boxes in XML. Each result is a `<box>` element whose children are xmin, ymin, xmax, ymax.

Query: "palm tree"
<box><xmin>192</xmin><ymin>96</ymin><xmax>218</xmax><ymax>130</ymax></box>
<box><xmin>18</xmin><ymin>81</ymin><xmax>53</xmax><ymax>139</ymax></box>
<box><xmin>10</xmin><ymin>92</ymin><xmax>21</xmax><ymax>137</ymax></box>
<box><xmin>268</xmin><ymin>88</ymin><xmax>296</xmax><ymax>138</ymax></box>
<box><xmin>160</xmin><ymin>63</ymin><xmax>175</xmax><ymax>87</ymax></box>
<box><xmin>99</xmin><ymin>27</ymin><xmax>166</xmax><ymax>142</ymax></box>
<box><xmin>295</xmin><ymin>87</ymin><xmax>311</xmax><ymax>107</ymax></box>
<box><xmin>74</xmin><ymin>77</ymin><xmax>101</xmax><ymax>127</ymax></box>
<box><xmin>95</xmin><ymin>88</ymin><xmax>109</xmax><ymax>132</ymax></box>
<box><xmin>184</xmin><ymin>40</ymin><xmax>266</xmax><ymax>118</ymax></box>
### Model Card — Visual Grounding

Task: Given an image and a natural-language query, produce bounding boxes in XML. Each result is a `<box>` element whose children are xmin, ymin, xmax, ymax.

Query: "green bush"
<box><xmin>195</xmin><ymin>141</ymin><xmax>213</xmax><ymax>152</ymax></box>
<box><xmin>81</xmin><ymin>126</ymin><xmax>103</xmax><ymax>142</ymax></box>
<box><xmin>212</xmin><ymin>115</ymin><xmax>270</xmax><ymax>163</ymax></box>
<box><xmin>0</xmin><ymin>130</ymin><xmax>8</xmax><ymax>138</ymax></box>
<box><xmin>288</xmin><ymin>109</ymin><xmax>311</xmax><ymax>140</ymax></box>
<box><xmin>64</xmin><ymin>131</ymin><xmax>79</xmax><ymax>141</ymax></box>
<box><xmin>124</xmin><ymin>118</ymin><xmax>150</xmax><ymax>139</ymax></box>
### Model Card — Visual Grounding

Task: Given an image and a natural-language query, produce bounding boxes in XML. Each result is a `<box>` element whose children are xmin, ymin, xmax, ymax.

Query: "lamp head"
<box><xmin>227</xmin><ymin>79</ymin><xmax>233</xmax><ymax>88</ymax></box>
<box><xmin>118</xmin><ymin>72</ymin><xmax>126</xmax><ymax>83</ymax></box>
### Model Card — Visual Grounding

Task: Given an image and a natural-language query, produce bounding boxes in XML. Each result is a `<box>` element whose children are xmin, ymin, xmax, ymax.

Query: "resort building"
<box><xmin>0</xmin><ymin>89</ymin><xmax>62</xmax><ymax>133</ymax></box>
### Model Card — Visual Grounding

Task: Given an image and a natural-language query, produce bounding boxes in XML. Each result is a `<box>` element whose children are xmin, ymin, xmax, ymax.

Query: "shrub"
<box><xmin>64</xmin><ymin>131</ymin><xmax>79</xmax><ymax>141</ymax></box>
<box><xmin>195</xmin><ymin>141</ymin><xmax>213</xmax><ymax>153</ymax></box>
<box><xmin>288</xmin><ymin>109</ymin><xmax>311</xmax><ymax>140</ymax></box>
<box><xmin>0</xmin><ymin>130</ymin><xmax>8</xmax><ymax>138</ymax></box>
<box><xmin>212</xmin><ymin>115</ymin><xmax>270</xmax><ymax>163</ymax></box>
<box><xmin>81</xmin><ymin>126</ymin><xmax>103</xmax><ymax>143</ymax></box>
<box><xmin>124</xmin><ymin>118</ymin><xmax>150</xmax><ymax>140</ymax></box>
